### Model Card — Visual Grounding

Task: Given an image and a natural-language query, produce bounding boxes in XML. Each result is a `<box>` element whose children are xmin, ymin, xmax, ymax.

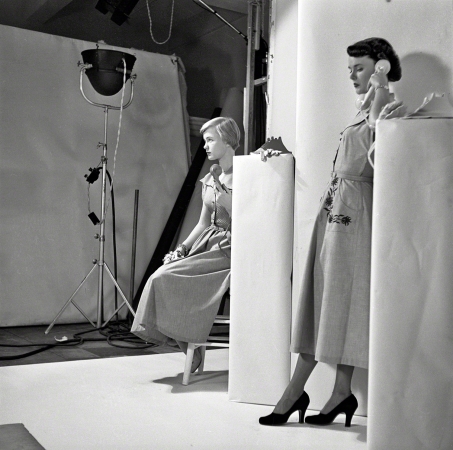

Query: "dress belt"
<box><xmin>332</xmin><ymin>171</ymin><xmax>373</xmax><ymax>183</ymax></box>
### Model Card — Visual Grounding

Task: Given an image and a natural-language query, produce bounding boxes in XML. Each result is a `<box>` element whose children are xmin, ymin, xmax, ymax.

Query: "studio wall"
<box><xmin>0</xmin><ymin>25</ymin><xmax>190</xmax><ymax>327</ymax></box>
<box><xmin>267</xmin><ymin>0</ymin><xmax>298</xmax><ymax>153</ymax></box>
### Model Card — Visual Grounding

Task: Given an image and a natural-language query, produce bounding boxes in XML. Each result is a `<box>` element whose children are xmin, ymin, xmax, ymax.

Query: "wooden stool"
<box><xmin>182</xmin><ymin>291</ymin><xmax>230</xmax><ymax>385</ymax></box>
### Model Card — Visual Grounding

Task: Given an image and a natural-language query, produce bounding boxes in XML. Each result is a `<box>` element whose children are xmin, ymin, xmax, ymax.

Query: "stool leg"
<box><xmin>182</xmin><ymin>343</ymin><xmax>196</xmax><ymax>385</ymax></box>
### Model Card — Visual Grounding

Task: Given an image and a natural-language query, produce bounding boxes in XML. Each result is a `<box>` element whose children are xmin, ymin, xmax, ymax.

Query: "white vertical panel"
<box><xmin>229</xmin><ymin>154</ymin><xmax>293</xmax><ymax>405</ymax></box>
<box><xmin>370</xmin><ymin>118</ymin><xmax>453</xmax><ymax>449</ymax></box>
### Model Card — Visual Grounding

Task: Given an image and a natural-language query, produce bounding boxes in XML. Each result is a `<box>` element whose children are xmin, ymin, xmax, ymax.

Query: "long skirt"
<box><xmin>131</xmin><ymin>225</ymin><xmax>231</xmax><ymax>344</ymax></box>
<box><xmin>290</xmin><ymin>176</ymin><xmax>373</xmax><ymax>369</ymax></box>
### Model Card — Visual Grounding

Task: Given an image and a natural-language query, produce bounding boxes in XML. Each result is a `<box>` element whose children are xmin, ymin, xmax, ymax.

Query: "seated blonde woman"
<box><xmin>131</xmin><ymin>117</ymin><xmax>240</xmax><ymax>372</ymax></box>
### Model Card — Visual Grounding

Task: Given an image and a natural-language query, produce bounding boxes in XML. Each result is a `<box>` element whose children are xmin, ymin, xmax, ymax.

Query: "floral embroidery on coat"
<box><xmin>323</xmin><ymin>176</ymin><xmax>352</xmax><ymax>226</ymax></box>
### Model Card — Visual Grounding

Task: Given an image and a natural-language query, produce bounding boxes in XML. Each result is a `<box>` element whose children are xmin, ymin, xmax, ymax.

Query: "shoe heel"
<box><xmin>298</xmin><ymin>393</ymin><xmax>310</xmax><ymax>423</ymax></box>
<box><xmin>345</xmin><ymin>413</ymin><xmax>353</xmax><ymax>427</ymax></box>
<box><xmin>344</xmin><ymin>404</ymin><xmax>357</xmax><ymax>427</ymax></box>
<box><xmin>298</xmin><ymin>409</ymin><xmax>304</xmax><ymax>424</ymax></box>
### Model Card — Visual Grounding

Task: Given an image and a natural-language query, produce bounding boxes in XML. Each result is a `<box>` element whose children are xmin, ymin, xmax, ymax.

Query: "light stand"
<box><xmin>46</xmin><ymin>49</ymin><xmax>137</xmax><ymax>334</ymax></box>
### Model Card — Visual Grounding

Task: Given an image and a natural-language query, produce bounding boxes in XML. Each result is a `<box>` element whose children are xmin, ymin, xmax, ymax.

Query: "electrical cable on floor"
<box><xmin>74</xmin><ymin>322</ymin><xmax>157</xmax><ymax>349</ymax></box>
<box><xmin>0</xmin><ymin>336</ymin><xmax>83</xmax><ymax>361</ymax></box>
<box><xmin>0</xmin><ymin>322</ymin><xmax>157</xmax><ymax>361</ymax></box>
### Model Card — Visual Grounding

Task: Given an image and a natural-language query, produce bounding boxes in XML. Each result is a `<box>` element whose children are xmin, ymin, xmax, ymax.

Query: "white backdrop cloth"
<box><xmin>229</xmin><ymin>154</ymin><xmax>293</xmax><ymax>405</ymax></box>
<box><xmin>369</xmin><ymin>118</ymin><xmax>453</xmax><ymax>449</ymax></box>
<box><xmin>0</xmin><ymin>25</ymin><xmax>189</xmax><ymax>326</ymax></box>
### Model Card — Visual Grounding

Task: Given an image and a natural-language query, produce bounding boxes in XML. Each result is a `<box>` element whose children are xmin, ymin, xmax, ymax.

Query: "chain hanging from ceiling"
<box><xmin>146</xmin><ymin>0</ymin><xmax>175</xmax><ymax>45</ymax></box>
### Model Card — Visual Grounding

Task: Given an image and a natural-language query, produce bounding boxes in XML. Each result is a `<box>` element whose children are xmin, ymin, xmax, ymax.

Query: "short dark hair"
<box><xmin>347</xmin><ymin>37</ymin><xmax>402</xmax><ymax>82</ymax></box>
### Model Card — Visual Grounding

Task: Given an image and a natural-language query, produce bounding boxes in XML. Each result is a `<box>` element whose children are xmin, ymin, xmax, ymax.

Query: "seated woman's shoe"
<box><xmin>259</xmin><ymin>391</ymin><xmax>310</xmax><ymax>426</ymax></box>
<box><xmin>305</xmin><ymin>393</ymin><xmax>358</xmax><ymax>427</ymax></box>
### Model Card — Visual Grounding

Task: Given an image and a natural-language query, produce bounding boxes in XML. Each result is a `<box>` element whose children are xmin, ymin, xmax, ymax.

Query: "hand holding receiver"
<box><xmin>359</xmin><ymin>59</ymin><xmax>391</xmax><ymax>111</ymax></box>
<box><xmin>254</xmin><ymin>136</ymin><xmax>290</xmax><ymax>162</ymax></box>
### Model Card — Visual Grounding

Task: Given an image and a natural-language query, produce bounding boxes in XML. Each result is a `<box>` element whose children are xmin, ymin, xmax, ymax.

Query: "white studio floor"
<box><xmin>0</xmin><ymin>349</ymin><xmax>367</xmax><ymax>449</ymax></box>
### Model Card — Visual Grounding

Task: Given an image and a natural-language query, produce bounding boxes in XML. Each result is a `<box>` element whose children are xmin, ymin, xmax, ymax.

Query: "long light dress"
<box><xmin>290</xmin><ymin>112</ymin><xmax>373</xmax><ymax>369</ymax></box>
<box><xmin>131</xmin><ymin>170</ymin><xmax>232</xmax><ymax>345</ymax></box>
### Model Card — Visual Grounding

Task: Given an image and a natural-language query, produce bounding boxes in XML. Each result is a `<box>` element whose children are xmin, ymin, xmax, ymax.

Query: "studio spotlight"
<box><xmin>95</xmin><ymin>0</ymin><xmax>140</xmax><ymax>26</ymax></box>
<box><xmin>95</xmin><ymin>0</ymin><xmax>110</xmax><ymax>14</ymax></box>
<box><xmin>81</xmin><ymin>49</ymin><xmax>136</xmax><ymax>96</ymax></box>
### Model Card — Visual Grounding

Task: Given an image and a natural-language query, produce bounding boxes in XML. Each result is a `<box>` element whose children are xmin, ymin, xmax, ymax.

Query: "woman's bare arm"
<box><xmin>182</xmin><ymin>202</ymin><xmax>211</xmax><ymax>250</ymax></box>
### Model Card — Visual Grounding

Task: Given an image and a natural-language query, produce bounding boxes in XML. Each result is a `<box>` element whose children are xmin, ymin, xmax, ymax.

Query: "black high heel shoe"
<box><xmin>305</xmin><ymin>393</ymin><xmax>358</xmax><ymax>427</ymax></box>
<box><xmin>259</xmin><ymin>391</ymin><xmax>310</xmax><ymax>426</ymax></box>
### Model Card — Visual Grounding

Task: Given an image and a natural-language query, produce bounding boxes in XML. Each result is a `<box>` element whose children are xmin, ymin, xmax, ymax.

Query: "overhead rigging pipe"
<box><xmin>192</xmin><ymin>0</ymin><xmax>248</xmax><ymax>42</ymax></box>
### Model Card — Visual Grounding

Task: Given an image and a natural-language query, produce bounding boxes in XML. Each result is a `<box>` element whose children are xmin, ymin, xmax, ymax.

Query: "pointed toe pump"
<box><xmin>259</xmin><ymin>391</ymin><xmax>310</xmax><ymax>426</ymax></box>
<box><xmin>305</xmin><ymin>393</ymin><xmax>358</xmax><ymax>427</ymax></box>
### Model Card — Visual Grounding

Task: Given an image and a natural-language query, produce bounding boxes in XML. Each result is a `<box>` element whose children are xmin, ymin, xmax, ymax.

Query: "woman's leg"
<box><xmin>175</xmin><ymin>340</ymin><xmax>187</xmax><ymax>353</ymax></box>
<box><xmin>273</xmin><ymin>353</ymin><xmax>317</xmax><ymax>414</ymax></box>
<box><xmin>320</xmin><ymin>364</ymin><xmax>354</xmax><ymax>413</ymax></box>
<box><xmin>175</xmin><ymin>340</ymin><xmax>202</xmax><ymax>372</ymax></box>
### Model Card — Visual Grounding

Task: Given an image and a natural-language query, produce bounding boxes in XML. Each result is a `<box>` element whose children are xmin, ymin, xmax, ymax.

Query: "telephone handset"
<box><xmin>210</xmin><ymin>164</ymin><xmax>229</xmax><ymax>193</ymax></box>
<box><xmin>358</xmin><ymin>59</ymin><xmax>391</xmax><ymax>111</ymax></box>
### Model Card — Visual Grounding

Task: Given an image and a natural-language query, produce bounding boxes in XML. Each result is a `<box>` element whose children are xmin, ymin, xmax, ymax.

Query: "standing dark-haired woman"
<box><xmin>259</xmin><ymin>37</ymin><xmax>402</xmax><ymax>427</ymax></box>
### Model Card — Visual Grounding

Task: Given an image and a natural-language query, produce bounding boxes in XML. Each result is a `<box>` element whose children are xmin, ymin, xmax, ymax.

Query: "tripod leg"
<box><xmin>45</xmin><ymin>265</ymin><xmax>97</xmax><ymax>334</ymax></box>
<box><xmin>101</xmin><ymin>263</ymin><xmax>136</xmax><ymax>327</ymax></box>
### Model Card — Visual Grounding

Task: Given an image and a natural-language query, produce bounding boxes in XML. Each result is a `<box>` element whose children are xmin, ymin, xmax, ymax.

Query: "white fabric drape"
<box><xmin>0</xmin><ymin>25</ymin><xmax>189</xmax><ymax>326</ymax></box>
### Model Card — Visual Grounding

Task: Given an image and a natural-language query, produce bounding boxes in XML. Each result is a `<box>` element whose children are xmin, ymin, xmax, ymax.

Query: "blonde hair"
<box><xmin>200</xmin><ymin>117</ymin><xmax>241</xmax><ymax>150</ymax></box>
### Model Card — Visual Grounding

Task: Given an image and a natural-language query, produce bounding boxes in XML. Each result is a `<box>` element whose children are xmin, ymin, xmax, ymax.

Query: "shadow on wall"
<box><xmin>184</xmin><ymin>45</ymin><xmax>242</xmax><ymax>120</ymax></box>
<box><xmin>185</xmin><ymin>66</ymin><xmax>217</xmax><ymax>117</ymax></box>
<box><xmin>395</xmin><ymin>52</ymin><xmax>452</xmax><ymax>113</ymax></box>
